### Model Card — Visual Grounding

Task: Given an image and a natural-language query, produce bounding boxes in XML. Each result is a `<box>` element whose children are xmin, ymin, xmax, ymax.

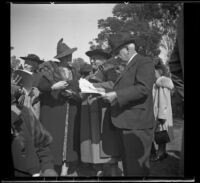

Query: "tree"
<box><xmin>89</xmin><ymin>3</ymin><xmax>182</xmax><ymax>59</ymax></box>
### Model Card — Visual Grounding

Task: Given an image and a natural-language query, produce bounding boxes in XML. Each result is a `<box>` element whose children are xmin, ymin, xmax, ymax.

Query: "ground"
<box><xmin>149</xmin><ymin>118</ymin><xmax>184</xmax><ymax>177</ymax></box>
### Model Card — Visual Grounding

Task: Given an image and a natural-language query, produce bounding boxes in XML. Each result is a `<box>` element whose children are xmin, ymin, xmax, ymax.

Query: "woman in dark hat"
<box><xmin>20</xmin><ymin>54</ymin><xmax>45</xmax><ymax>120</ymax></box>
<box><xmin>79</xmin><ymin>49</ymin><xmax>122</xmax><ymax>176</ymax></box>
<box><xmin>85</xmin><ymin>49</ymin><xmax>117</xmax><ymax>82</ymax></box>
<box><xmin>38</xmin><ymin>38</ymin><xmax>81</xmax><ymax>176</ymax></box>
<box><xmin>20</xmin><ymin>54</ymin><xmax>44</xmax><ymax>75</ymax></box>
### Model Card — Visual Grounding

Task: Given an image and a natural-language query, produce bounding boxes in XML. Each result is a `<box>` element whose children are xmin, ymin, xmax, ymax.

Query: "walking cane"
<box><xmin>60</xmin><ymin>102</ymin><xmax>70</xmax><ymax>176</ymax></box>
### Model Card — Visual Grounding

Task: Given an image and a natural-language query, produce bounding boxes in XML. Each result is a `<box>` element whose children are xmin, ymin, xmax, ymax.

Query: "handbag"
<box><xmin>154</xmin><ymin>124</ymin><xmax>170</xmax><ymax>144</ymax></box>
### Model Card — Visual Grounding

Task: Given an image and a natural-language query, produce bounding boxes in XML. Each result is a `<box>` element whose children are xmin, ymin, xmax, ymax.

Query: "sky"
<box><xmin>11</xmin><ymin>3</ymin><xmax>116</xmax><ymax>64</ymax></box>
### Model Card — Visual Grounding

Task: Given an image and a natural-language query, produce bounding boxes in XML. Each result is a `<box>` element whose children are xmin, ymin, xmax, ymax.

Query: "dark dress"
<box><xmin>38</xmin><ymin>66</ymin><xmax>81</xmax><ymax>167</ymax></box>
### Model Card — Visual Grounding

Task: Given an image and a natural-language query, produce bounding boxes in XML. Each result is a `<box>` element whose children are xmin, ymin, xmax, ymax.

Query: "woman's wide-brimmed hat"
<box><xmin>108</xmin><ymin>32</ymin><xmax>138</xmax><ymax>55</ymax></box>
<box><xmin>20</xmin><ymin>54</ymin><xmax>44</xmax><ymax>64</ymax></box>
<box><xmin>54</xmin><ymin>38</ymin><xmax>77</xmax><ymax>59</ymax></box>
<box><xmin>85</xmin><ymin>49</ymin><xmax>112</xmax><ymax>60</ymax></box>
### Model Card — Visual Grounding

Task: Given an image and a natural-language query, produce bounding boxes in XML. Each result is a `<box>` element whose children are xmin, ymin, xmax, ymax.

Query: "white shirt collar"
<box><xmin>127</xmin><ymin>52</ymin><xmax>137</xmax><ymax>65</ymax></box>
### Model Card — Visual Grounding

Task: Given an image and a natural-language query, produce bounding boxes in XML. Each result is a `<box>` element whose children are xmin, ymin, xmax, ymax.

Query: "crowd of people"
<box><xmin>11</xmin><ymin>22</ymin><xmax>183</xmax><ymax>176</ymax></box>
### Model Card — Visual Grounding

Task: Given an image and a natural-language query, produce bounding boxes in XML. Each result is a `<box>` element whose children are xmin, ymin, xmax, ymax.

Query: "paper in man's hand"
<box><xmin>79</xmin><ymin>78</ymin><xmax>105</xmax><ymax>95</ymax></box>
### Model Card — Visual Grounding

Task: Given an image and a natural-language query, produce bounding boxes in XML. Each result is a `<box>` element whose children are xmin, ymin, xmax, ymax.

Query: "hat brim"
<box><xmin>112</xmin><ymin>39</ymin><xmax>136</xmax><ymax>55</ymax></box>
<box><xmin>54</xmin><ymin>47</ymin><xmax>77</xmax><ymax>59</ymax></box>
<box><xmin>20</xmin><ymin>57</ymin><xmax>44</xmax><ymax>64</ymax></box>
<box><xmin>86</xmin><ymin>50</ymin><xmax>111</xmax><ymax>59</ymax></box>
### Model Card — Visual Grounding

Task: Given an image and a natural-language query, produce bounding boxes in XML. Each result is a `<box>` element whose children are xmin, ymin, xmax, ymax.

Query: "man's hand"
<box><xmin>102</xmin><ymin>91</ymin><xmax>118</xmax><ymax>106</ymax></box>
<box><xmin>96</xmin><ymin>87</ymin><xmax>105</xmax><ymax>93</ymax></box>
<box><xmin>51</xmin><ymin>81</ymin><xmax>69</xmax><ymax>90</ymax></box>
<box><xmin>30</xmin><ymin>87</ymin><xmax>40</xmax><ymax>105</ymax></box>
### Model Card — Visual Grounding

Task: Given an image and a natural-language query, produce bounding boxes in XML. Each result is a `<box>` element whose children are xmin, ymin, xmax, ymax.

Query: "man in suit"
<box><xmin>102</xmin><ymin>33</ymin><xmax>156</xmax><ymax>176</ymax></box>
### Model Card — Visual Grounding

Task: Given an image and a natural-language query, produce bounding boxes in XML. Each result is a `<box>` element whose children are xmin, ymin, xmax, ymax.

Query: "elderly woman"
<box><xmin>38</xmin><ymin>39</ymin><xmax>81</xmax><ymax>176</ymax></box>
<box><xmin>80</xmin><ymin>49</ymin><xmax>122</xmax><ymax>176</ymax></box>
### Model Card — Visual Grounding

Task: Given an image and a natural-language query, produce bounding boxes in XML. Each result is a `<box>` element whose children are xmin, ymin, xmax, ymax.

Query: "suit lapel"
<box><xmin>114</xmin><ymin>54</ymin><xmax>139</xmax><ymax>86</ymax></box>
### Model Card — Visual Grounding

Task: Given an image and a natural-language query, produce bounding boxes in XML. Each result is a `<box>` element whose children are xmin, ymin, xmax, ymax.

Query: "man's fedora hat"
<box><xmin>54</xmin><ymin>38</ymin><xmax>77</xmax><ymax>59</ymax></box>
<box><xmin>108</xmin><ymin>32</ymin><xmax>138</xmax><ymax>55</ymax></box>
<box><xmin>85</xmin><ymin>49</ymin><xmax>112</xmax><ymax>60</ymax></box>
<box><xmin>20</xmin><ymin>54</ymin><xmax>44</xmax><ymax>64</ymax></box>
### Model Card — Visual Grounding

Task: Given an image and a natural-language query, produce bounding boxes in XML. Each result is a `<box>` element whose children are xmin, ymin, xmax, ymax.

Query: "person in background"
<box><xmin>79</xmin><ymin>49</ymin><xmax>122</xmax><ymax>176</ymax></box>
<box><xmin>11</xmin><ymin>72</ymin><xmax>58</xmax><ymax>177</ymax></box>
<box><xmin>102</xmin><ymin>32</ymin><xmax>156</xmax><ymax>176</ymax></box>
<box><xmin>20</xmin><ymin>54</ymin><xmax>44</xmax><ymax>87</ymax></box>
<box><xmin>20</xmin><ymin>54</ymin><xmax>45</xmax><ymax>119</ymax></box>
<box><xmin>151</xmin><ymin>58</ymin><xmax>174</xmax><ymax>161</ymax></box>
<box><xmin>79</xmin><ymin>62</ymin><xmax>93</xmax><ymax>79</ymax></box>
<box><xmin>38</xmin><ymin>38</ymin><xmax>81</xmax><ymax>176</ymax></box>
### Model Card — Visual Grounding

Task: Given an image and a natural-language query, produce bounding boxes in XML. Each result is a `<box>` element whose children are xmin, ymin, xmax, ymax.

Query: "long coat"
<box><xmin>38</xmin><ymin>66</ymin><xmax>81</xmax><ymax>166</ymax></box>
<box><xmin>152</xmin><ymin>76</ymin><xmax>174</xmax><ymax>141</ymax></box>
<box><xmin>80</xmin><ymin>67</ymin><xmax>121</xmax><ymax>164</ymax></box>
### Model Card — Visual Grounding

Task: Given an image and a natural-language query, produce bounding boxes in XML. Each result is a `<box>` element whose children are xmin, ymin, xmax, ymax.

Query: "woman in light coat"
<box><xmin>152</xmin><ymin>59</ymin><xmax>174</xmax><ymax>161</ymax></box>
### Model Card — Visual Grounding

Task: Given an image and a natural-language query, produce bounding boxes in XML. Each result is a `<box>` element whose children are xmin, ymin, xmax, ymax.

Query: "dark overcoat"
<box><xmin>38</xmin><ymin>67</ymin><xmax>81</xmax><ymax>166</ymax></box>
<box><xmin>111</xmin><ymin>54</ymin><xmax>156</xmax><ymax>130</ymax></box>
<box><xmin>111</xmin><ymin>53</ymin><xmax>156</xmax><ymax>176</ymax></box>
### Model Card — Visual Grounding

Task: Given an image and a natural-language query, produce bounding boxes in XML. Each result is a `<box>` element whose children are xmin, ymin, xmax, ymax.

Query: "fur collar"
<box><xmin>156</xmin><ymin>76</ymin><xmax>174</xmax><ymax>90</ymax></box>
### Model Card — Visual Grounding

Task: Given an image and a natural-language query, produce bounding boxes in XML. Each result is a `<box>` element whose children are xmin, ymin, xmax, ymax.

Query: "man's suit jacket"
<box><xmin>111</xmin><ymin>53</ymin><xmax>156</xmax><ymax>130</ymax></box>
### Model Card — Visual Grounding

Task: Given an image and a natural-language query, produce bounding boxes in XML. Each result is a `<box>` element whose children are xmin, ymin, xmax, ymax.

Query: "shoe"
<box><xmin>150</xmin><ymin>154</ymin><xmax>157</xmax><ymax>162</ymax></box>
<box><xmin>96</xmin><ymin>170</ymin><xmax>103</xmax><ymax>176</ymax></box>
<box><xmin>151</xmin><ymin>152</ymin><xmax>168</xmax><ymax>162</ymax></box>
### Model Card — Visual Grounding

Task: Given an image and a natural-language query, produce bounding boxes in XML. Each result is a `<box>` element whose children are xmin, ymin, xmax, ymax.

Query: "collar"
<box><xmin>127</xmin><ymin>52</ymin><xmax>137</xmax><ymax>65</ymax></box>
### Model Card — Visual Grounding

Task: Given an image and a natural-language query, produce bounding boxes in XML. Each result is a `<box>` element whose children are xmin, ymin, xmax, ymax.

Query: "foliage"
<box><xmin>89</xmin><ymin>3</ymin><xmax>182</xmax><ymax>59</ymax></box>
<box><xmin>11</xmin><ymin>55</ymin><xmax>22</xmax><ymax>70</ymax></box>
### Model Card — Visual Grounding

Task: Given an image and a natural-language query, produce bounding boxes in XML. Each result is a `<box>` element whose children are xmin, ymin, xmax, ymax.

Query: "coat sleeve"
<box><xmin>116</xmin><ymin>60</ymin><xmax>155</xmax><ymax>107</ymax></box>
<box><xmin>157</xmin><ymin>87</ymin><xmax>169</xmax><ymax>120</ymax></box>
<box><xmin>93</xmin><ymin>81</ymin><xmax>114</xmax><ymax>92</ymax></box>
<box><xmin>37</xmin><ymin>76</ymin><xmax>52</xmax><ymax>93</ymax></box>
